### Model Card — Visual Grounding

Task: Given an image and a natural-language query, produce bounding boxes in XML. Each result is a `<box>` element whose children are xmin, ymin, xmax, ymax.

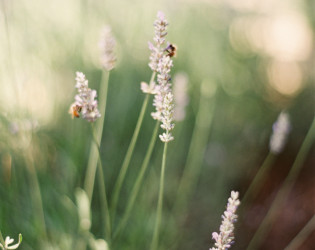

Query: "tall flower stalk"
<box><xmin>84</xmin><ymin>26</ymin><xmax>116</xmax><ymax>203</ymax></box>
<box><xmin>110</xmin><ymin>72</ymin><xmax>155</xmax><ymax>224</ymax></box>
<box><xmin>284</xmin><ymin>214</ymin><xmax>315</xmax><ymax>250</ymax></box>
<box><xmin>113</xmin><ymin>120</ymin><xmax>160</xmax><ymax>239</ymax></box>
<box><xmin>90</xmin><ymin>123</ymin><xmax>111</xmax><ymax>241</ymax></box>
<box><xmin>247</xmin><ymin>116</ymin><xmax>315</xmax><ymax>250</ymax></box>
<box><xmin>110</xmin><ymin>11</ymin><xmax>170</xmax><ymax>224</ymax></box>
<box><xmin>150</xmin><ymin>55</ymin><xmax>175</xmax><ymax>250</ymax></box>
<box><xmin>24</xmin><ymin>151</ymin><xmax>47</xmax><ymax>240</ymax></box>
<box><xmin>242</xmin><ymin>112</ymin><xmax>290</xmax><ymax>206</ymax></box>
<box><xmin>210</xmin><ymin>191</ymin><xmax>240</xmax><ymax>250</ymax></box>
<box><xmin>150</xmin><ymin>141</ymin><xmax>168</xmax><ymax>250</ymax></box>
<box><xmin>173</xmin><ymin>81</ymin><xmax>216</xmax><ymax>216</ymax></box>
<box><xmin>112</xmin><ymin>12</ymin><xmax>176</xmax><ymax>238</ymax></box>
<box><xmin>70</xmin><ymin>72</ymin><xmax>111</xmax><ymax>240</ymax></box>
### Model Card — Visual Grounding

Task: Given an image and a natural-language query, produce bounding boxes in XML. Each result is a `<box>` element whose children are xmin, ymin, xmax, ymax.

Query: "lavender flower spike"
<box><xmin>159</xmin><ymin>92</ymin><xmax>175</xmax><ymax>142</ymax></box>
<box><xmin>148</xmin><ymin>11</ymin><xmax>168</xmax><ymax>72</ymax></box>
<box><xmin>151</xmin><ymin>55</ymin><xmax>173</xmax><ymax>121</ymax></box>
<box><xmin>210</xmin><ymin>191</ymin><xmax>240</xmax><ymax>250</ymax></box>
<box><xmin>99</xmin><ymin>26</ymin><xmax>116</xmax><ymax>71</ymax></box>
<box><xmin>69</xmin><ymin>72</ymin><xmax>101</xmax><ymax>122</ymax></box>
<box><xmin>269</xmin><ymin>112</ymin><xmax>291</xmax><ymax>154</ymax></box>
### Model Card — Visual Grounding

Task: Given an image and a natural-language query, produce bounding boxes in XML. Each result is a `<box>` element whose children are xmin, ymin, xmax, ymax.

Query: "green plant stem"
<box><xmin>24</xmin><ymin>152</ymin><xmax>47</xmax><ymax>240</ymax></box>
<box><xmin>284</xmin><ymin>214</ymin><xmax>315</xmax><ymax>250</ymax></box>
<box><xmin>110</xmin><ymin>72</ymin><xmax>156</xmax><ymax>223</ymax></box>
<box><xmin>173</xmin><ymin>81</ymin><xmax>216</xmax><ymax>214</ymax></box>
<box><xmin>150</xmin><ymin>142</ymin><xmax>168</xmax><ymax>250</ymax></box>
<box><xmin>241</xmin><ymin>152</ymin><xmax>276</xmax><ymax>206</ymax></box>
<box><xmin>84</xmin><ymin>70</ymin><xmax>110</xmax><ymax>203</ymax></box>
<box><xmin>247</xmin><ymin>117</ymin><xmax>315</xmax><ymax>250</ymax></box>
<box><xmin>0</xmin><ymin>231</ymin><xmax>5</xmax><ymax>248</ymax></box>
<box><xmin>90</xmin><ymin>124</ymin><xmax>111</xmax><ymax>242</ymax></box>
<box><xmin>113</xmin><ymin>121</ymin><xmax>160</xmax><ymax>239</ymax></box>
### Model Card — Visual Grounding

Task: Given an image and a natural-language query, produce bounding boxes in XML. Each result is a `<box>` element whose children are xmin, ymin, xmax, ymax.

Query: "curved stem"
<box><xmin>0</xmin><ymin>231</ymin><xmax>5</xmax><ymax>249</ymax></box>
<box><xmin>113</xmin><ymin>121</ymin><xmax>160</xmax><ymax>239</ymax></box>
<box><xmin>241</xmin><ymin>152</ymin><xmax>276</xmax><ymax>206</ymax></box>
<box><xmin>90</xmin><ymin>124</ymin><xmax>111</xmax><ymax>242</ymax></box>
<box><xmin>173</xmin><ymin>82</ymin><xmax>215</xmax><ymax>214</ymax></box>
<box><xmin>284</xmin><ymin>214</ymin><xmax>315</xmax><ymax>250</ymax></box>
<box><xmin>24</xmin><ymin>152</ymin><xmax>47</xmax><ymax>240</ymax></box>
<box><xmin>110</xmin><ymin>72</ymin><xmax>156</xmax><ymax>223</ymax></box>
<box><xmin>247</xmin><ymin>117</ymin><xmax>315</xmax><ymax>250</ymax></box>
<box><xmin>150</xmin><ymin>142</ymin><xmax>168</xmax><ymax>250</ymax></box>
<box><xmin>84</xmin><ymin>71</ymin><xmax>110</xmax><ymax>203</ymax></box>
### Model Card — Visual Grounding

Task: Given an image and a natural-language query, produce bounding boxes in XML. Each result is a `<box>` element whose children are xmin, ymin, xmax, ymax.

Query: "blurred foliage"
<box><xmin>0</xmin><ymin>0</ymin><xmax>314</xmax><ymax>249</ymax></box>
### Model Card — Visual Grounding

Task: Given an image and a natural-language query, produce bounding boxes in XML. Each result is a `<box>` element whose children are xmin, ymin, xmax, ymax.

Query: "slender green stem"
<box><xmin>0</xmin><ymin>231</ymin><xmax>5</xmax><ymax>248</ymax></box>
<box><xmin>173</xmin><ymin>81</ymin><xmax>216</xmax><ymax>214</ymax></box>
<box><xmin>284</xmin><ymin>214</ymin><xmax>315</xmax><ymax>250</ymax></box>
<box><xmin>113</xmin><ymin>121</ymin><xmax>160</xmax><ymax>239</ymax></box>
<box><xmin>90</xmin><ymin>124</ymin><xmax>111</xmax><ymax>241</ymax></box>
<box><xmin>247</xmin><ymin>117</ymin><xmax>315</xmax><ymax>250</ymax></box>
<box><xmin>111</xmin><ymin>72</ymin><xmax>156</xmax><ymax>222</ymax></box>
<box><xmin>84</xmin><ymin>71</ymin><xmax>110</xmax><ymax>203</ymax></box>
<box><xmin>241</xmin><ymin>152</ymin><xmax>276</xmax><ymax>206</ymax></box>
<box><xmin>24</xmin><ymin>152</ymin><xmax>47</xmax><ymax>240</ymax></box>
<box><xmin>167</xmin><ymin>82</ymin><xmax>215</xmax><ymax>250</ymax></box>
<box><xmin>150</xmin><ymin>142</ymin><xmax>168</xmax><ymax>250</ymax></box>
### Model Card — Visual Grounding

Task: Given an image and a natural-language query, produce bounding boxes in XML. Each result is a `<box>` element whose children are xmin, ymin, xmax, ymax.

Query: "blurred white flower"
<box><xmin>99</xmin><ymin>26</ymin><xmax>116</xmax><ymax>71</ymax></box>
<box><xmin>89</xmin><ymin>237</ymin><xmax>109</xmax><ymax>250</ymax></box>
<box><xmin>210</xmin><ymin>191</ymin><xmax>240</xmax><ymax>250</ymax></box>
<box><xmin>69</xmin><ymin>72</ymin><xmax>101</xmax><ymax>122</ymax></box>
<box><xmin>0</xmin><ymin>234</ymin><xmax>22</xmax><ymax>250</ymax></box>
<box><xmin>140</xmin><ymin>81</ymin><xmax>158</xmax><ymax>95</ymax></box>
<box><xmin>75</xmin><ymin>188</ymin><xmax>91</xmax><ymax>232</ymax></box>
<box><xmin>269</xmin><ymin>111</ymin><xmax>291</xmax><ymax>154</ymax></box>
<box><xmin>8</xmin><ymin>119</ymin><xmax>39</xmax><ymax>135</ymax></box>
<box><xmin>173</xmin><ymin>72</ymin><xmax>189</xmax><ymax>121</ymax></box>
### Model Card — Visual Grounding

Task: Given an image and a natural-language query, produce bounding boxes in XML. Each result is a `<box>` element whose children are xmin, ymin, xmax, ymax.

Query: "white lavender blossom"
<box><xmin>269</xmin><ymin>112</ymin><xmax>291</xmax><ymax>154</ymax></box>
<box><xmin>148</xmin><ymin>11</ymin><xmax>168</xmax><ymax>72</ymax></box>
<box><xmin>173</xmin><ymin>72</ymin><xmax>189</xmax><ymax>121</ymax></box>
<box><xmin>151</xmin><ymin>55</ymin><xmax>173</xmax><ymax>121</ymax></box>
<box><xmin>69</xmin><ymin>72</ymin><xmax>101</xmax><ymax>122</ymax></box>
<box><xmin>99</xmin><ymin>26</ymin><xmax>116</xmax><ymax>71</ymax></box>
<box><xmin>140</xmin><ymin>81</ymin><xmax>158</xmax><ymax>95</ymax></box>
<box><xmin>148</xmin><ymin>12</ymin><xmax>175</xmax><ymax>142</ymax></box>
<box><xmin>0</xmin><ymin>234</ymin><xmax>22</xmax><ymax>250</ymax></box>
<box><xmin>159</xmin><ymin>92</ymin><xmax>175</xmax><ymax>142</ymax></box>
<box><xmin>210</xmin><ymin>191</ymin><xmax>240</xmax><ymax>250</ymax></box>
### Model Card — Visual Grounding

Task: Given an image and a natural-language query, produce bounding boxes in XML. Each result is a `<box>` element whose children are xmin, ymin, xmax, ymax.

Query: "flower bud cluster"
<box><xmin>99</xmin><ymin>26</ymin><xmax>116</xmax><ymax>71</ymax></box>
<box><xmin>269</xmin><ymin>112</ymin><xmax>291</xmax><ymax>154</ymax></box>
<box><xmin>159</xmin><ymin>92</ymin><xmax>175</xmax><ymax>142</ymax></box>
<box><xmin>145</xmin><ymin>11</ymin><xmax>176</xmax><ymax>142</ymax></box>
<box><xmin>148</xmin><ymin>11</ymin><xmax>168</xmax><ymax>72</ymax></box>
<box><xmin>210</xmin><ymin>191</ymin><xmax>240</xmax><ymax>250</ymax></box>
<box><xmin>151</xmin><ymin>55</ymin><xmax>173</xmax><ymax>121</ymax></box>
<box><xmin>69</xmin><ymin>72</ymin><xmax>101</xmax><ymax>122</ymax></box>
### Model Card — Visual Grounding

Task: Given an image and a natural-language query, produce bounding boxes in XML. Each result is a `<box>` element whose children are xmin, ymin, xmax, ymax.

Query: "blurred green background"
<box><xmin>0</xmin><ymin>0</ymin><xmax>314</xmax><ymax>249</ymax></box>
